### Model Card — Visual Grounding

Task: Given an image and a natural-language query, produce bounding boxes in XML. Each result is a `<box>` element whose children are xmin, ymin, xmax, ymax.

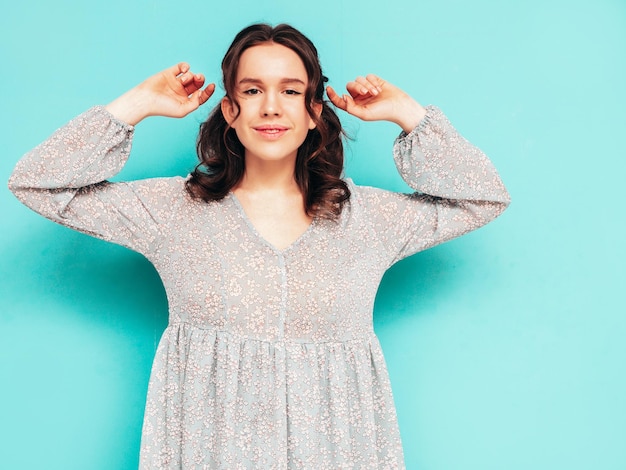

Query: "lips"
<box><xmin>253</xmin><ymin>125</ymin><xmax>289</xmax><ymax>139</ymax></box>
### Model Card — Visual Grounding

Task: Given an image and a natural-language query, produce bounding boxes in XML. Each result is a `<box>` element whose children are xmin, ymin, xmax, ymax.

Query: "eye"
<box><xmin>284</xmin><ymin>89</ymin><xmax>302</xmax><ymax>95</ymax></box>
<box><xmin>243</xmin><ymin>88</ymin><xmax>260</xmax><ymax>95</ymax></box>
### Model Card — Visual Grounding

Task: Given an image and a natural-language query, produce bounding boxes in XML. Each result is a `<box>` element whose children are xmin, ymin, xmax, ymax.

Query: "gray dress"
<box><xmin>9</xmin><ymin>105</ymin><xmax>509</xmax><ymax>469</ymax></box>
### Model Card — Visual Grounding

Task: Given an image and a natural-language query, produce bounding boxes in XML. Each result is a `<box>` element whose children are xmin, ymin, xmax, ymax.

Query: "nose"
<box><xmin>261</xmin><ymin>91</ymin><xmax>281</xmax><ymax>117</ymax></box>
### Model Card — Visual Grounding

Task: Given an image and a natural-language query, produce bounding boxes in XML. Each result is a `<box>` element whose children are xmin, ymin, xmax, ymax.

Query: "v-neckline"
<box><xmin>229</xmin><ymin>192</ymin><xmax>316</xmax><ymax>254</ymax></box>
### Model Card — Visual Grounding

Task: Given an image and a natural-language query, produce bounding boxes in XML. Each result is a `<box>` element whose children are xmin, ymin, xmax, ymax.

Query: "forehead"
<box><xmin>236</xmin><ymin>43</ymin><xmax>308</xmax><ymax>82</ymax></box>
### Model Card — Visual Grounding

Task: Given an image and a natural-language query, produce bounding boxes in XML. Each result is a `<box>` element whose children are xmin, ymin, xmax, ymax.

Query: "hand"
<box><xmin>326</xmin><ymin>74</ymin><xmax>427</xmax><ymax>133</ymax></box>
<box><xmin>106</xmin><ymin>62</ymin><xmax>216</xmax><ymax>125</ymax></box>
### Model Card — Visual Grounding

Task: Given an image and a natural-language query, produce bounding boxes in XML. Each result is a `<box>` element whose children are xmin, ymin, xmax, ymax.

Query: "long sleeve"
<box><xmin>351</xmin><ymin>105</ymin><xmax>511</xmax><ymax>267</ymax></box>
<box><xmin>8</xmin><ymin>106</ymin><xmax>180</xmax><ymax>256</ymax></box>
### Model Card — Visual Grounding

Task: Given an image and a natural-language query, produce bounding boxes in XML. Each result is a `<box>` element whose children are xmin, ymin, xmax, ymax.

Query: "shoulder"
<box><xmin>130</xmin><ymin>175</ymin><xmax>231</xmax><ymax>230</ymax></box>
<box><xmin>340</xmin><ymin>178</ymin><xmax>421</xmax><ymax>226</ymax></box>
<box><xmin>127</xmin><ymin>174</ymin><xmax>218</xmax><ymax>215</ymax></box>
<box><xmin>128</xmin><ymin>175</ymin><xmax>189</xmax><ymax>201</ymax></box>
<box><xmin>345</xmin><ymin>178</ymin><xmax>414</xmax><ymax>208</ymax></box>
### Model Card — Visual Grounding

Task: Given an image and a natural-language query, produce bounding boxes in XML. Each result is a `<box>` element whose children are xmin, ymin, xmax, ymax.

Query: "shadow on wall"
<box><xmin>374</xmin><ymin>244</ymin><xmax>466</xmax><ymax>325</ymax></box>
<box><xmin>5</xmin><ymin>216</ymin><xmax>484</xmax><ymax>333</ymax></box>
<box><xmin>2</xmin><ymin>224</ymin><xmax>168</xmax><ymax>335</ymax></box>
<box><xmin>0</xmin><ymin>223</ymin><xmax>168</xmax><ymax>468</ymax></box>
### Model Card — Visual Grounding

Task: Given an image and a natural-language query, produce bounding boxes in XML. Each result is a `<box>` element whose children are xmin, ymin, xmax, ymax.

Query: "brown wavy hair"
<box><xmin>185</xmin><ymin>23</ymin><xmax>350</xmax><ymax>219</ymax></box>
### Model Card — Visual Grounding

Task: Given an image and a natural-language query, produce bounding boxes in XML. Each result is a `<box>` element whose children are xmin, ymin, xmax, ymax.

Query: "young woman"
<box><xmin>9</xmin><ymin>23</ymin><xmax>509</xmax><ymax>469</ymax></box>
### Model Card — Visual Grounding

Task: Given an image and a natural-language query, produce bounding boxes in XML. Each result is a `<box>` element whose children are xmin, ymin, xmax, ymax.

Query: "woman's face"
<box><xmin>221</xmin><ymin>43</ymin><xmax>319</xmax><ymax>167</ymax></box>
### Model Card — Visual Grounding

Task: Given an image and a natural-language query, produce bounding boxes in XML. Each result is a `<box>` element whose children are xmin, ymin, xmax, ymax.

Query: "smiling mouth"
<box><xmin>254</xmin><ymin>125</ymin><xmax>288</xmax><ymax>131</ymax></box>
<box><xmin>253</xmin><ymin>126</ymin><xmax>289</xmax><ymax>138</ymax></box>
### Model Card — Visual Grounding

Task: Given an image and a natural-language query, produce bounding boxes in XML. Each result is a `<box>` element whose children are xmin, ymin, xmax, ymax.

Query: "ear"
<box><xmin>221</xmin><ymin>97</ymin><xmax>238</xmax><ymax>128</ymax></box>
<box><xmin>308</xmin><ymin>101</ymin><xmax>323</xmax><ymax>130</ymax></box>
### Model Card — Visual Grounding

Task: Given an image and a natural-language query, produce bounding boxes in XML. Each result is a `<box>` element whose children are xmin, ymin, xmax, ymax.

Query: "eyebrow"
<box><xmin>238</xmin><ymin>77</ymin><xmax>306</xmax><ymax>86</ymax></box>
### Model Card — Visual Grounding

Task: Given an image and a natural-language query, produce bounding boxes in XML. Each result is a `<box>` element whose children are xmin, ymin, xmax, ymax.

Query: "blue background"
<box><xmin>1</xmin><ymin>0</ymin><xmax>625</xmax><ymax>468</ymax></box>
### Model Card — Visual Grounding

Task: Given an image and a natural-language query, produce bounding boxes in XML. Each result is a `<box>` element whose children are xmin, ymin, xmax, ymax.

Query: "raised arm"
<box><xmin>8</xmin><ymin>64</ymin><xmax>215</xmax><ymax>255</ymax></box>
<box><xmin>326</xmin><ymin>74</ymin><xmax>426</xmax><ymax>133</ymax></box>
<box><xmin>105</xmin><ymin>62</ymin><xmax>215</xmax><ymax>125</ymax></box>
<box><xmin>327</xmin><ymin>75</ymin><xmax>510</xmax><ymax>265</ymax></box>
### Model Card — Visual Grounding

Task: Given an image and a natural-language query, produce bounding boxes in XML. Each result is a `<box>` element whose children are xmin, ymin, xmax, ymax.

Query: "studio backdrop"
<box><xmin>1</xmin><ymin>0</ymin><xmax>625</xmax><ymax>469</ymax></box>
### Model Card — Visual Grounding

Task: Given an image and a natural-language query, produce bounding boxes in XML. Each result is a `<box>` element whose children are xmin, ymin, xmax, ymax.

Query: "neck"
<box><xmin>236</xmin><ymin>155</ymin><xmax>300</xmax><ymax>194</ymax></box>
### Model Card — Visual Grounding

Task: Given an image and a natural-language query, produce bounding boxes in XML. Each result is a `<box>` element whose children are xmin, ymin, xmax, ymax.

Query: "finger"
<box><xmin>196</xmin><ymin>83</ymin><xmax>216</xmax><ymax>106</ymax></box>
<box><xmin>326</xmin><ymin>86</ymin><xmax>348</xmax><ymax>110</ymax></box>
<box><xmin>327</xmin><ymin>86</ymin><xmax>369</xmax><ymax>120</ymax></box>
<box><xmin>170</xmin><ymin>62</ymin><xmax>190</xmax><ymax>77</ymax></box>
<box><xmin>345</xmin><ymin>81</ymin><xmax>364</xmax><ymax>98</ymax></box>
<box><xmin>365</xmin><ymin>74</ymin><xmax>385</xmax><ymax>91</ymax></box>
<box><xmin>354</xmin><ymin>76</ymin><xmax>379</xmax><ymax>96</ymax></box>
<box><xmin>345</xmin><ymin>80</ymin><xmax>376</xmax><ymax>98</ymax></box>
<box><xmin>183</xmin><ymin>73</ymin><xmax>206</xmax><ymax>95</ymax></box>
<box><xmin>179</xmin><ymin>71</ymin><xmax>201</xmax><ymax>86</ymax></box>
<box><xmin>341</xmin><ymin>92</ymin><xmax>366</xmax><ymax>118</ymax></box>
<box><xmin>355</xmin><ymin>77</ymin><xmax>378</xmax><ymax>95</ymax></box>
<box><xmin>174</xmin><ymin>82</ymin><xmax>215</xmax><ymax>117</ymax></box>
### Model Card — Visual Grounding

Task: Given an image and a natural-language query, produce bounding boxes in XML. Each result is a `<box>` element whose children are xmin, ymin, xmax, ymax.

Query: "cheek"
<box><xmin>233</xmin><ymin>127</ymin><xmax>249</xmax><ymax>147</ymax></box>
<box><xmin>290</xmin><ymin>104</ymin><xmax>316</xmax><ymax>129</ymax></box>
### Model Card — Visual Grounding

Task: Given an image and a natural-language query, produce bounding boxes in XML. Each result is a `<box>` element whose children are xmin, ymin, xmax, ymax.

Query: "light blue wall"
<box><xmin>1</xmin><ymin>1</ymin><xmax>625</xmax><ymax>468</ymax></box>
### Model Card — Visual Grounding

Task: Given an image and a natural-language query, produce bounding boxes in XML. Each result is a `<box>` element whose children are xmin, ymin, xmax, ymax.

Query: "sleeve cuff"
<box><xmin>93</xmin><ymin>105</ymin><xmax>136</xmax><ymax>133</ymax></box>
<box><xmin>396</xmin><ymin>104</ymin><xmax>437</xmax><ymax>141</ymax></box>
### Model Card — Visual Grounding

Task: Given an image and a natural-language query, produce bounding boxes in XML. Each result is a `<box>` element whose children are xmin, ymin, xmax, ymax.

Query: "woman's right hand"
<box><xmin>105</xmin><ymin>62</ymin><xmax>215</xmax><ymax>125</ymax></box>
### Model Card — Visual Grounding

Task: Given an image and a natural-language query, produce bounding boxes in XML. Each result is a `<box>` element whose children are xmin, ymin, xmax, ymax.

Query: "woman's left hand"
<box><xmin>326</xmin><ymin>75</ymin><xmax>427</xmax><ymax>133</ymax></box>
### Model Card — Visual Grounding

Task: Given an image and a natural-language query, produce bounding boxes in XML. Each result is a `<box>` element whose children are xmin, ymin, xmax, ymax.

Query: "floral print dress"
<box><xmin>9</xmin><ymin>105</ymin><xmax>509</xmax><ymax>469</ymax></box>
